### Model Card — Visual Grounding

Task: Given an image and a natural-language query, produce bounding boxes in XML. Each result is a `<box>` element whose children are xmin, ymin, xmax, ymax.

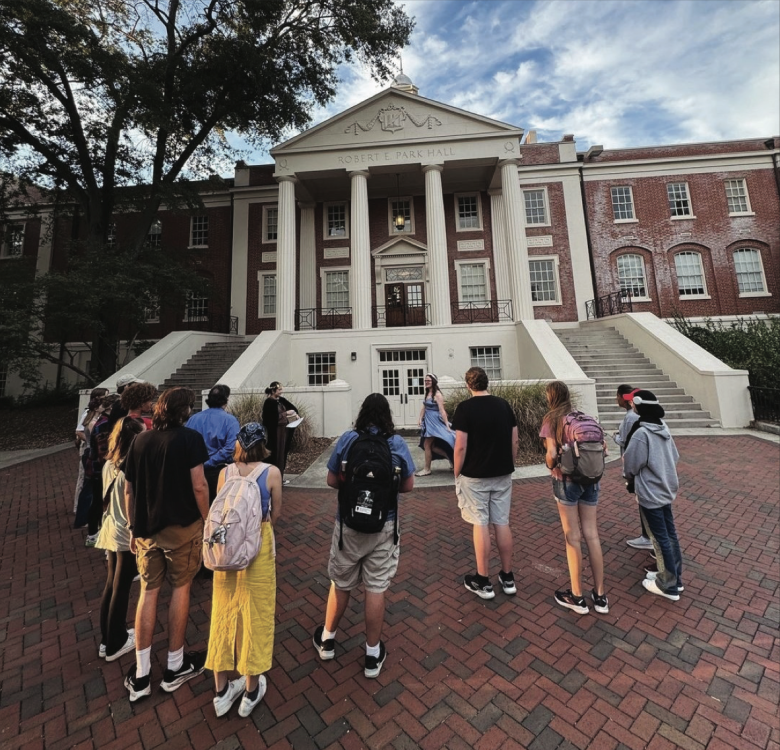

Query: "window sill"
<box><xmin>629</xmin><ymin>297</ymin><xmax>652</xmax><ymax>303</ymax></box>
<box><xmin>738</xmin><ymin>292</ymin><xmax>772</xmax><ymax>298</ymax></box>
<box><xmin>188</xmin><ymin>245</ymin><xmax>209</xmax><ymax>250</ymax></box>
<box><xmin>678</xmin><ymin>294</ymin><xmax>711</xmax><ymax>300</ymax></box>
<box><xmin>729</xmin><ymin>212</ymin><xmax>755</xmax><ymax>217</ymax></box>
<box><xmin>183</xmin><ymin>317</ymin><xmax>209</xmax><ymax>322</ymax></box>
<box><xmin>613</xmin><ymin>218</ymin><xmax>639</xmax><ymax>224</ymax></box>
<box><xmin>670</xmin><ymin>215</ymin><xmax>696</xmax><ymax>221</ymax></box>
<box><xmin>532</xmin><ymin>299</ymin><xmax>562</xmax><ymax>307</ymax></box>
<box><xmin>455</xmin><ymin>227</ymin><xmax>484</xmax><ymax>233</ymax></box>
<box><xmin>0</xmin><ymin>255</ymin><xmax>23</xmax><ymax>261</ymax></box>
<box><xmin>524</xmin><ymin>223</ymin><xmax>551</xmax><ymax>230</ymax></box>
<box><xmin>262</xmin><ymin>239</ymin><xmax>278</xmax><ymax>245</ymax></box>
<box><xmin>258</xmin><ymin>314</ymin><xmax>277</xmax><ymax>319</ymax></box>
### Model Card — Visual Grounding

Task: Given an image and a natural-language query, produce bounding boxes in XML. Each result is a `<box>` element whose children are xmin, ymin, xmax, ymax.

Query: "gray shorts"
<box><xmin>456</xmin><ymin>474</ymin><xmax>513</xmax><ymax>526</ymax></box>
<box><xmin>328</xmin><ymin>520</ymin><xmax>400</xmax><ymax>594</ymax></box>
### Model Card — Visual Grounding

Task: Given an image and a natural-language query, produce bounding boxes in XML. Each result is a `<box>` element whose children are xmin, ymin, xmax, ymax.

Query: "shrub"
<box><xmin>15</xmin><ymin>383</ymin><xmax>81</xmax><ymax>409</ymax></box>
<box><xmin>443</xmin><ymin>381</ymin><xmax>550</xmax><ymax>456</ymax></box>
<box><xmin>227</xmin><ymin>392</ymin><xmax>313</xmax><ymax>454</ymax></box>
<box><xmin>671</xmin><ymin>314</ymin><xmax>780</xmax><ymax>389</ymax></box>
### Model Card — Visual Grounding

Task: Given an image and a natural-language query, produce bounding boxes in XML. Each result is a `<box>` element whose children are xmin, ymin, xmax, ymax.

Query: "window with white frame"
<box><xmin>456</xmin><ymin>261</ymin><xmax>489</xmax><ymax>306</ymax></box>
<box><xmin>456</xmin><ymin>194</ymin><xmax>481</xmax><ymax>230</ymax></box>
<box><xmin>147</xmin><ymin>219</ymin><xmax>162</xmax><ymax>248</ymax></box>
<box><xmin>523</xmin><ymin>189</ymin><xmax>548</xmax><ymax>225</ymax></box>
<box><xmin>258</xmin><ymin>272</ymin><xmax>276</xmax><ymax>317</ymax></box>
<box><xmin>733</xmin><ymin>248</ymin><xmax>768</xmax><ymax>295</ymax></box>
<box><xmin>616</xmin><ymin>254</ymin><xmax>648</xmax><ymax>298</ymax></box>
<box><xmin>185</xmin><ymin>291</ymin><xmax>209</xmax><ymax>321</ymax></box>
<box><xmin>325</xmin><ymin>203</ymin><xmax>348</xmax><ymax>238</ymax></box>
<box><xmin>263</xmin><ymin>205</ymin><xmax>278</xmax><ymax>242</ymax></box>
<box><xmin>322</xmin><ymin>268</ymin><xmax>350</xmax><ymax>311</ymax></box>
<box><xmin>307</xmin><ymin>352</ymin><xmax>336</xmax><ymax>385</ymax></box>
<box><xmin>667</xmin><ymin>183</ymin><xmax>692</xmax><ymax>217</ymax></box>
<box><xmin>389</xmin><ymin>197</ymin><xmax>413</xmax><ymax>234</ymax></box>
<box><xmin>470</xmin><ymin>346</ymin><xmax>502</xmax><ymax>380</ymax></box>
<box><xmin>1</xmin><ymin>223</ymin><xmax>25</xmax><ymax>258</ymax></box>
<box><xmin>190</xmin><ymin>215</ymin><xmax>208</xmax><ymax>247</ymax></box>
<box><xmin>529</xmin><ymin>257</ymin><xmax>560</xmax><ymax>304</ymax></box>
<box><xmin>674</xmin><ymin>252</ymin><xmax>707</xmax><ymax>297</ymax></box>
<box><xmin>143</xmin><ymin>293</ymin><xmax>160</xmax><ymax>323</ymax></box>
<box><xmin>724</xmin><ymin>179</ymin><xmax>751</xmax><ymax>215</ymax></box>
<box><xmin>610</xmin><ymin>186</ymin><xmax>635</xmax><ymax>221</ymax></box>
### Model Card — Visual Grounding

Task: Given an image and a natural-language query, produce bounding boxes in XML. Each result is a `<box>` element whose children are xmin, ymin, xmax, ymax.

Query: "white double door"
<box><xmin>378</xmin><ymin>351</ymin><xmax>428</xmax><ymax>427</ymax></box>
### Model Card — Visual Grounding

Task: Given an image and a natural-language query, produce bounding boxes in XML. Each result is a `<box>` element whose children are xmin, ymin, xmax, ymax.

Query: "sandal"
<box><xmin>415</xmin><ymin>469</ymin><xmax>432</xmax><ymax>477</ymax></box>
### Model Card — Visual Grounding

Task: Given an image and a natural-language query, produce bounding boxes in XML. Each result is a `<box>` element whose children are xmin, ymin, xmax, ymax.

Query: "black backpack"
<box><xmin>337</xmin><ymin>430</ymin><xmax>400</xmax><ymax>549</ymax></box>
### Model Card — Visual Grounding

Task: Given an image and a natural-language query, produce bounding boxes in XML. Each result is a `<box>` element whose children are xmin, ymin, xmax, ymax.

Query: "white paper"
<box><xmin>287</xmin><ymin>417</ymin><xmax>304</xmax><ymax>428</ymax></box>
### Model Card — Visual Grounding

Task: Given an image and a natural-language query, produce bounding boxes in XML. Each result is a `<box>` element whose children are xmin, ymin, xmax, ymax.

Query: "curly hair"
<box><xmin>152</xmin><ymin>386</ymin><xmax>195</xmax><ymax>430</ymax></box>
<box><xmin>106</xmin><ymin>417</ymin><xmax>145</xmax><ymax>465</ymax></box>
<box><xmin>542</xmin><ymin>380</ymin><xmax>573</xmax><ymax>447</ymax></box>
<box><xmin>464</xmin><ymin>366</ymin><xmax>489</xmax><ymax>392</ymax></box>
<box><xmin>354</xmin><ymin>393</ymin><xmax>395</xmax><ymax>436</ymax></box>
<box><xmin>120</xmin><ymin>382</ymin><xmax>158</xmax><ymax>412</ymax></box>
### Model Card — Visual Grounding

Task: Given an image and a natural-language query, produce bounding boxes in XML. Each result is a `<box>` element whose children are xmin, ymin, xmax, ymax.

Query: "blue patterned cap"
<box><xmin>238</xmin><ymin>422</ymin><xmax>266</xmax><ymax>450</ymax></box>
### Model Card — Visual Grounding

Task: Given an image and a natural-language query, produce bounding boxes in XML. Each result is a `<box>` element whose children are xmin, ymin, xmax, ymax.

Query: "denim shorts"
<box><xmin>552</xmin><ymin>478</ymin><xmax>599</xmax><ymax>507</ymax></box>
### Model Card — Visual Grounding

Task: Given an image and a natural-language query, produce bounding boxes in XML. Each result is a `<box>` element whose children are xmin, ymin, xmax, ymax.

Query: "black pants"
<box><xmin>99</xmin><ymin>550</ymin><xmax>138</xmax><ymax>655</ymax></box>
<box><xmin>204</xmin><ymin>464</ymin><xmax>226</xmax><ymax>503</ymax></box>
<box><xmin>87</xmin><ymin>475</ymin><xmax>104</xmax><ymax>535</ymax></box>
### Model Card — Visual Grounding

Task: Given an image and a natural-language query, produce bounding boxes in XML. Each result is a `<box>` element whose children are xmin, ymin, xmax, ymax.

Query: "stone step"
<box><xmin>600</xmin><ymin>417</ymin><xmax>719</xmax><ymax>429</ymax></box>
<box><xmin>594</xmin><ymin>376</ymin><xmax>673</xmax><ymax>387</ymax></box>
<box><xmin>596</xmin><ymin>385</ymin><xmax>685</xmax><ymax>396</ymax></box>
<box><xmin>570</xmin><ymin>353</ymin><xmax>646</xmax><ymax>361</ymax></box>
<box><xmin>582</xmin><ymin>364</ymin><xmax>664</xmax><ymax>374</ymax></box>
<box><xmin>597</xmin><ymin>394</ymin><xmax>696</xmax><ymax>407</ymax></box>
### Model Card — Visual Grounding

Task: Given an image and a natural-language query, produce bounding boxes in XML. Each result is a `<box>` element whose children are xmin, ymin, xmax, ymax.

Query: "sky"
<box><xmin>235</xmin><ymin>0</ymin><xmax>780</xmax><ymax>164</ymax></box>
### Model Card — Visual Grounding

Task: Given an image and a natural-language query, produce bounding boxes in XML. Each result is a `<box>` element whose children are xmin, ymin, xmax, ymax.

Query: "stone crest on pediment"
<box><xmin>344</xmin><ymin>103</ymin><xmax>442</xmax><ymax>136</ymax></box>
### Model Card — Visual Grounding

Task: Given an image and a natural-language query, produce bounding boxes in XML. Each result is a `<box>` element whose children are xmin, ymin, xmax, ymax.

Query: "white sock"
<box><xmin>322</xmin><ymin>627</ymin><xmax>336</xmax><ymax>641</ymax></box>
<box><xmin>167</xmin><ymin>646</ymin><xmax>184</xmax><ymax>672</ymax></box>
<box><xmin>366</xmin><ymin>641</ymin><xmax>380</xmax><ymax>658</ymax></box>
<box><xmin>136</xmin><ymin>646</ymin><xmax>151</xmax><ymax>678</ymax></box>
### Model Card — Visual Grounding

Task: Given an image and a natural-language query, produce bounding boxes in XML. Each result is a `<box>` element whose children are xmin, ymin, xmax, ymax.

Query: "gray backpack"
<box><xmin>558</xmin><ymin>411</ymin><xmax>605</xmax><ymax>485</ymax></box>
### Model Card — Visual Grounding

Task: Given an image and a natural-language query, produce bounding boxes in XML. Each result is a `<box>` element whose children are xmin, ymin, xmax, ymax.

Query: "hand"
<box><xmin>130</xmin><ymin>536</ymin><xmax>137</xmax><ymax>554</ymax></box>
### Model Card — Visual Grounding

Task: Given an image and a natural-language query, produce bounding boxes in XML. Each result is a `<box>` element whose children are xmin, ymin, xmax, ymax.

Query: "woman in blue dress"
<box><xmin>416</xmin><ymin>373</ymin><xmax>455</xmax><ymax>476</ymax></box>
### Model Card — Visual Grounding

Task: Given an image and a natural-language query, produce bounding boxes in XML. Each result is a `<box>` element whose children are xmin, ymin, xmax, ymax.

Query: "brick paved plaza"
<box><xmin>1</xmin><ymin>435</ymin><xmax>778</xmax><ymax>750</ymax></box>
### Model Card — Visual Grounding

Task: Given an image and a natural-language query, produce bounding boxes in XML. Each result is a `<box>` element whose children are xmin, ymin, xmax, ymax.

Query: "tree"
<box><xmin>0</xmin><ymin>0</ymin><xmax>414</xmax><ymax>383</ymax></box>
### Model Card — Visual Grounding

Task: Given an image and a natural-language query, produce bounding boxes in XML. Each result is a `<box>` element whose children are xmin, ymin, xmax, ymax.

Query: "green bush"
<box><xmin>14</xmin><ymin>383</ymin><xmax>81</xmax><ymax>409</ymax></box>
<box><xmin>671</xmin><ymin>314</ymin><xmax>780</xmax><ymax>389</ymax></box>
<box><xmin>227</xmin><ymin>393</ymin><xmax>314</xmax><ymax>454</ymax></box>
<box><xmin>443</xmin><ymin>381</ymin><xmax>550</xmax><ymax>455</ymax></box>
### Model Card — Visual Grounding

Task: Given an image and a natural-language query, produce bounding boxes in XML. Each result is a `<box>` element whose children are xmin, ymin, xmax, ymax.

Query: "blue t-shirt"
<box><xmin>326</xmin><ymin>428</ymin><xmax>415</xmax><ymax>521</ymax></box>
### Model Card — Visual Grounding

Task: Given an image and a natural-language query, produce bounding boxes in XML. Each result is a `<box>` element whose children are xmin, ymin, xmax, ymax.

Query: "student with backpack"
<box><xmin>540</xmin><ymin>381</ymin><xmax>608</xmax><ymax>615</ymax></box>
<box><xmin>204</xmin><ymin>422</ymin><xmax>282</xmax><ymax>718</ymax></box>
<box><xmin>622</xmin><ymin>391</ymin><xmax>683</xmax><ymax>601</ymax></box>
<box><xmin>312</xmin><ymin>394</ymin><xmax>415</xmax><ymax>679</ymax></box>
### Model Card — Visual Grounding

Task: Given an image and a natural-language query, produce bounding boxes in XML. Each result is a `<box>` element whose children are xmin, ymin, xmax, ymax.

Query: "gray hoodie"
<box><xmin>622</xmin><ymin>421</ymin><xmax>680</xmax><ymax>509</ymax></box>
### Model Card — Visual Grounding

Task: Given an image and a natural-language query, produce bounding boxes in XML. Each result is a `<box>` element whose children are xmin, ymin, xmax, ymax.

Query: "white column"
<box><xmin>276</xmin><ymin>175</ymin><xmax>297</xmax><ymax>331</ymax></box>
<box><xmin>488</xmin><ymin>189</ymin><xmax>512</xmax><ymax>305</ymax></box>
<box><xmin>500</xmin><ymin>159</ymin><xmax>534</xmax><ymax>320</ymax></box>
<box><xmin>349</xmin><ymin>170</ymin><xmax>371</xmax><ymax>330</ymax></box>
<box><xmin>298</xmin><ymin>202</ymin><xmax>316</xmax><ymax>311</ymax></box>
<box><xmin>423</xmin><ymin>164</ymin><xmax>451</xmax><ymax>326</ymax></box>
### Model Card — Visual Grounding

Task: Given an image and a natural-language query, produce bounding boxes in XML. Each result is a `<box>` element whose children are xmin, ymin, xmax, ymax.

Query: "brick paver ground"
<box><xmin>1</xmin><ymin>436</ymin><xmax>778</xmax><ymax>750</ymax></box>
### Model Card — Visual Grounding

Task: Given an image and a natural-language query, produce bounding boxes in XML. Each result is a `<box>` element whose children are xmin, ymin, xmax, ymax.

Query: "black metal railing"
<box><xmin>295</xmin><ymin>308</ymin><xmax>352</xmax><ymax>331</ymax></box>
<box><xmin>585</xmin><ymin>290</ymin><xmax>634</xmax><ymax>320</ymax></box>
<box><xmin>182</xmin><ymin>311</ymin><xmax>239</xmax><ymax>334</ymax></box>
<box><xmin>748</xmin><ymin>386</ymin><xmax>780</xmax><ymax>424</ymax></box>
<box><xmin>451</xmin><ymin>300</ymin><xmax>513</xmax><ymax>324</ymax></box>
<box><xmin>372</xmin><ymin>303</ymin><xmax>431</xmax><ymax>328</ymax></box>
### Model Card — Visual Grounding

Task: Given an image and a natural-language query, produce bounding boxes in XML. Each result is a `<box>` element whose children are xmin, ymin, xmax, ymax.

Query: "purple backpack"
<box><xmin>559</xmin><ymin>411</ymin><xmax>605</xmax><ymax>485</ymax></box>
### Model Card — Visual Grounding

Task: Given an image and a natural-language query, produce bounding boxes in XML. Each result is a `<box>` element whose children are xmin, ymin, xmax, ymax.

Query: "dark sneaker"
<box><xmin>160</xmin><ymin>651</ymin><xmax>206</xmax><ymax>692</ymax></box>
<box><xmin>554</xmin><ymin>589</ymin><xmax>589</xmax><ymax>615</ymax></box>
<box><xmin>498</xmin><ymin>571</ymin><xmax>516</xmax><ymax>595</ymax></box>
<box><xmin>642</xmin><ymin>578</ymin><xmax>680</xmax><ymax>601</ymax></box>
<box><xmin>364</xmin><ymin>642</ymin><xmax>387</xmax><ymax>679</ymax></box>
<box><xmin>238</xmin><ymin>675</ymin><xmax>267</xmax><ymax>717</ymax></box>
<box><xmin>313</xmin><ymin>626</ymin><xmax>335</xmax><ymax>660</ymax></box>
<box><xmin>464</xmin><ymin>574</ymin><xmax>495</xmax><ymax>600</ymax></box>
<box><xmin>124</xmin><ymin>668</ymin><xmax>151</xmax><ymax>702</ymax></box>
<box><xmin>591</xmin><ymin>589</ymin><xmax>609</xmax><ymax>614</ymax></box>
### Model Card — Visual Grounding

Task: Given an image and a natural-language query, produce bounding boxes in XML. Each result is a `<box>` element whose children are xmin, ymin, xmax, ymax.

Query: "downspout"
<box><xmin>577</xmin><ymin>157</ymin><xmax>599</xmax><ymax>311</ymax></box>
<box><xmin>227</xmin><ymin>189</ymin><xmax>235</xmax><ymax>334</ymax></box>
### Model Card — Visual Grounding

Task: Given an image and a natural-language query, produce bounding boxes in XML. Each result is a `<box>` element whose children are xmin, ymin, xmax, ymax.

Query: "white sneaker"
<box><xmin>642</xmin><ymin>578</ymin><xmax>680</xmax><ymax>601</ymax></box>
<box><xmin>626</xmin><ymin>536</ymin><xmax>653</xmax><ymax>550</ymax></box>
<box><xmin>105</xmin><ymin>630</ymin><xmax>136</xmax><ymax>662</ymax></box>
<box><xmin>645</xmin><ymin>571</ymin><xmax>684</xmax><ymax>592</ymax></box>
<box><xmin>99</xmin><ymin>643</ymin><xmax>106</xmax><ymax>658</ymax></box>
<box><xmin>213</xmin><ymin>679</ymin><xmax>245</xmax><ymax>718</ymax></box>
<box><xmin>238</xmin><ymin>675</ymin><xmax>267</xmax><ymax>718</ymax></box>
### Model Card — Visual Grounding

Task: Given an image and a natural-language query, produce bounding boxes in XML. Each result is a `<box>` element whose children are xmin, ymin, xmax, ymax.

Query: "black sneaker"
<box><xmin>313</xmin><ymin>626</ymin><xmax>335</xmax><ymax>660</ymax></box>
<box><xmin>464</xmin><ymin>574</ymin><xmax>495</xmax><ymax>600</ymax></box>
<box><xmin>498</xmin><ymin>570</ymin><xmax>517</xmax><ymax>595</ymax></box>
<box><xmin>160</xmin><ymin>651</ymin><xmax>206</xmax><ymax>693</ymax></box>
<box><xmin>554</xmin><ymin>589</ymin><xmax>589</xmax><ymax>615</ymax></box>
<box><xmin>124</xmin><ymin>668</ymin><xmax>151</xmax><ymax>702</ymax></box>
<box><xmin>364</xmin><ymin>642</ymin><xmax>387</xmax><ymax>679</ymax></box>
<box><xmin>591</xmin><ymin>589</ymin><xmax>609</xmax><ymax>614</ymax></box>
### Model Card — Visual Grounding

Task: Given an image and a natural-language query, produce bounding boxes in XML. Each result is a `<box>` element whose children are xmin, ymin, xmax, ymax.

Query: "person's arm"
<box><xmin>211</xmin><ymin>420</ymin><xmax>239</xmax><ymax>465</ymax></box>
<box><xmin>399</xmin><ymin>474</ymin><xmax>414</xmax><ymax>493</ymax></box>
<box><xmin>190</xmin><ymin>464</ymin><xmax>210</xmax><ymax>521</ymax></box>
<box><xmin>622</xmin><ymin>433</ymin><xmax>648</xmax><ymax>481</ymax></box>
<box><xmin>327</xmin><ymin>470</ymin><xmax>341</xmax><ymax>489</ymax></box>
<box><xmin>511</xmin><ymin>426</ymin><xmax>518</xmax><ymax>463</ymax></box>
<box><xmin>266</xmin><ymin>465</ymin><xmax>283</xmax><ymax>523</ymax></box>
<box><xmin>417</xmin><ymin>403</ymin><xmax>425</xmax><ymax>428</ymax></box>
<box><xmin>124</xmin><ymin>479</ymin><xmax>136</xmax><ymax>553</ymax></box>
<box><xmin>453</xmin><ymin>430</ymin><xmax>467</xmax><ymax>476</ymax></box>
<box><xmin>544</xmin><ymin>436</ymin><xmax>564</xmax><ymax>481</ymax></box>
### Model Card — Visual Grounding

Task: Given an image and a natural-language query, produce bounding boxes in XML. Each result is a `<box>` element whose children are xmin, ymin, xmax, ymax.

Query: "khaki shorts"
<box><xmin>456</xmin><ymin>474</ymin><xmax>513</xmax><ymax>526</ymax></box>
<box><xmin>328</xmin><ymin>520</ymin><xmax>400</xmax><ymax>594</ymax></box>
<box><xmin>135</xmin><ymin>519</ymin><xmax>203</xmax><ymax>590</ymax></box>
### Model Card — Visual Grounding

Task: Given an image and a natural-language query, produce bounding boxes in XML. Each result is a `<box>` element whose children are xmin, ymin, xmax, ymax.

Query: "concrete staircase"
<box><xmin>556</xmin><ymin>326</ymin><xmax>719</xmax><ymax>431</ymax></box>
<box><xmin>160</xmin><ymin>340</ymin><xmax>250</xmax><ymax>404</ymax></box>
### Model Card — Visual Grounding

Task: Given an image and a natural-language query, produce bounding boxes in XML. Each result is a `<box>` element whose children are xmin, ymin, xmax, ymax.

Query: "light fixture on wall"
<box><xmin>394</xmin><ymin>174</ymin><xmax>405</xmax><ymax>231</ymax></box>
<box><xmin>351</xmin><ymin>352</ymin><xmax>357</xmax><ymax>361</ymax></box>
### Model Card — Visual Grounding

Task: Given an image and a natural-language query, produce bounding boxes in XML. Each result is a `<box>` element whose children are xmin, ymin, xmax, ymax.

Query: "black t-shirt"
<box><xmin>451</xmin><ymin>395</ymin><xmax>517</xmax><ymax>478</ymax></box>
<box><xmin>124</xmin><ymin>426</ymin><xmax>209</xmax><ymax>537</ymax></box>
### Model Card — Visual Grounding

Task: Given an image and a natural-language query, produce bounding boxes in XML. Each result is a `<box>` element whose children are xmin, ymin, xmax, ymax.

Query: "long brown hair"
<box><xmin>153</xmin><ymin>387</ymin><xmax>194</xmax><ymax>430</ymax></box>
<box><xmin>106</xmin><ymin>417</ymin><xmax>145</xmax><ymax>465</ymax></box>
<box><xmin>542</xmin><ymin>381</ymin><xmax>573</xmax><ymax>447</ymax></box>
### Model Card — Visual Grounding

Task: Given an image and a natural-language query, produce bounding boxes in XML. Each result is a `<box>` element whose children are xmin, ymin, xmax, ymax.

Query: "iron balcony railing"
<box><xmin>182</xmin><ymin>311</ymin><xmax>239</xmax><ymax>335</ymax></box>
<box><xmin>585</xmin><ymin>290</ymin><xmax>634</xmax><ymax>320</ymax></box>
<box><xmin>748</xmin><ymin>386</ymin><xmax>780</xmax><ymax>424</ymax></box>
<box><xmin>295</xmin><ymin>308</ymin><xmax>352</xmax><ymax>331</ymax></box>
<box><xmin>372</xmin><ymin>303</ymin><xmax>431</xmax><ymax>328</ymax></box>
<box><xmin>451</xmin><ymin>300</ymin><xmax>513</xmax><ymax>324</ymax></box>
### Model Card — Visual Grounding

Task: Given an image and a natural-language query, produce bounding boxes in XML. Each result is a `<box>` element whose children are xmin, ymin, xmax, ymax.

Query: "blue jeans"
<box><xmin>640</xmin><ymin>505</ymin><xmax>682</xmax><ymax>592</ymax></box>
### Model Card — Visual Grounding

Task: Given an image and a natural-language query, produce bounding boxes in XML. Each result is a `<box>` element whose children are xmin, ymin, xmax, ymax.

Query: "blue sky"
<box><xmin>236</xmin><ymin>0</ymin><xmax>780</xmax><ymax>164</ymax></box>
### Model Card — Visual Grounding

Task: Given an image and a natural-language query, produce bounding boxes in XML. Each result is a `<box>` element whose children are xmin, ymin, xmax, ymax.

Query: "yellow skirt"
<box><xmin>205</xmin><ymin>522</ymin><xmax>275</xmax><ymax>676</ymax></box>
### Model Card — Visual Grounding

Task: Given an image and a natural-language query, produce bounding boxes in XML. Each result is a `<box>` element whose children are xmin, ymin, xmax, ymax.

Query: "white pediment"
<box><xmin>372</xmin><ymin>237</ymin><xmax>428</xmax><ymax>258</ymax></box>
<box><xmin>272</xmin><ymin>88</ymin><xmax>523</xmax><ymax>155</ymax></box>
